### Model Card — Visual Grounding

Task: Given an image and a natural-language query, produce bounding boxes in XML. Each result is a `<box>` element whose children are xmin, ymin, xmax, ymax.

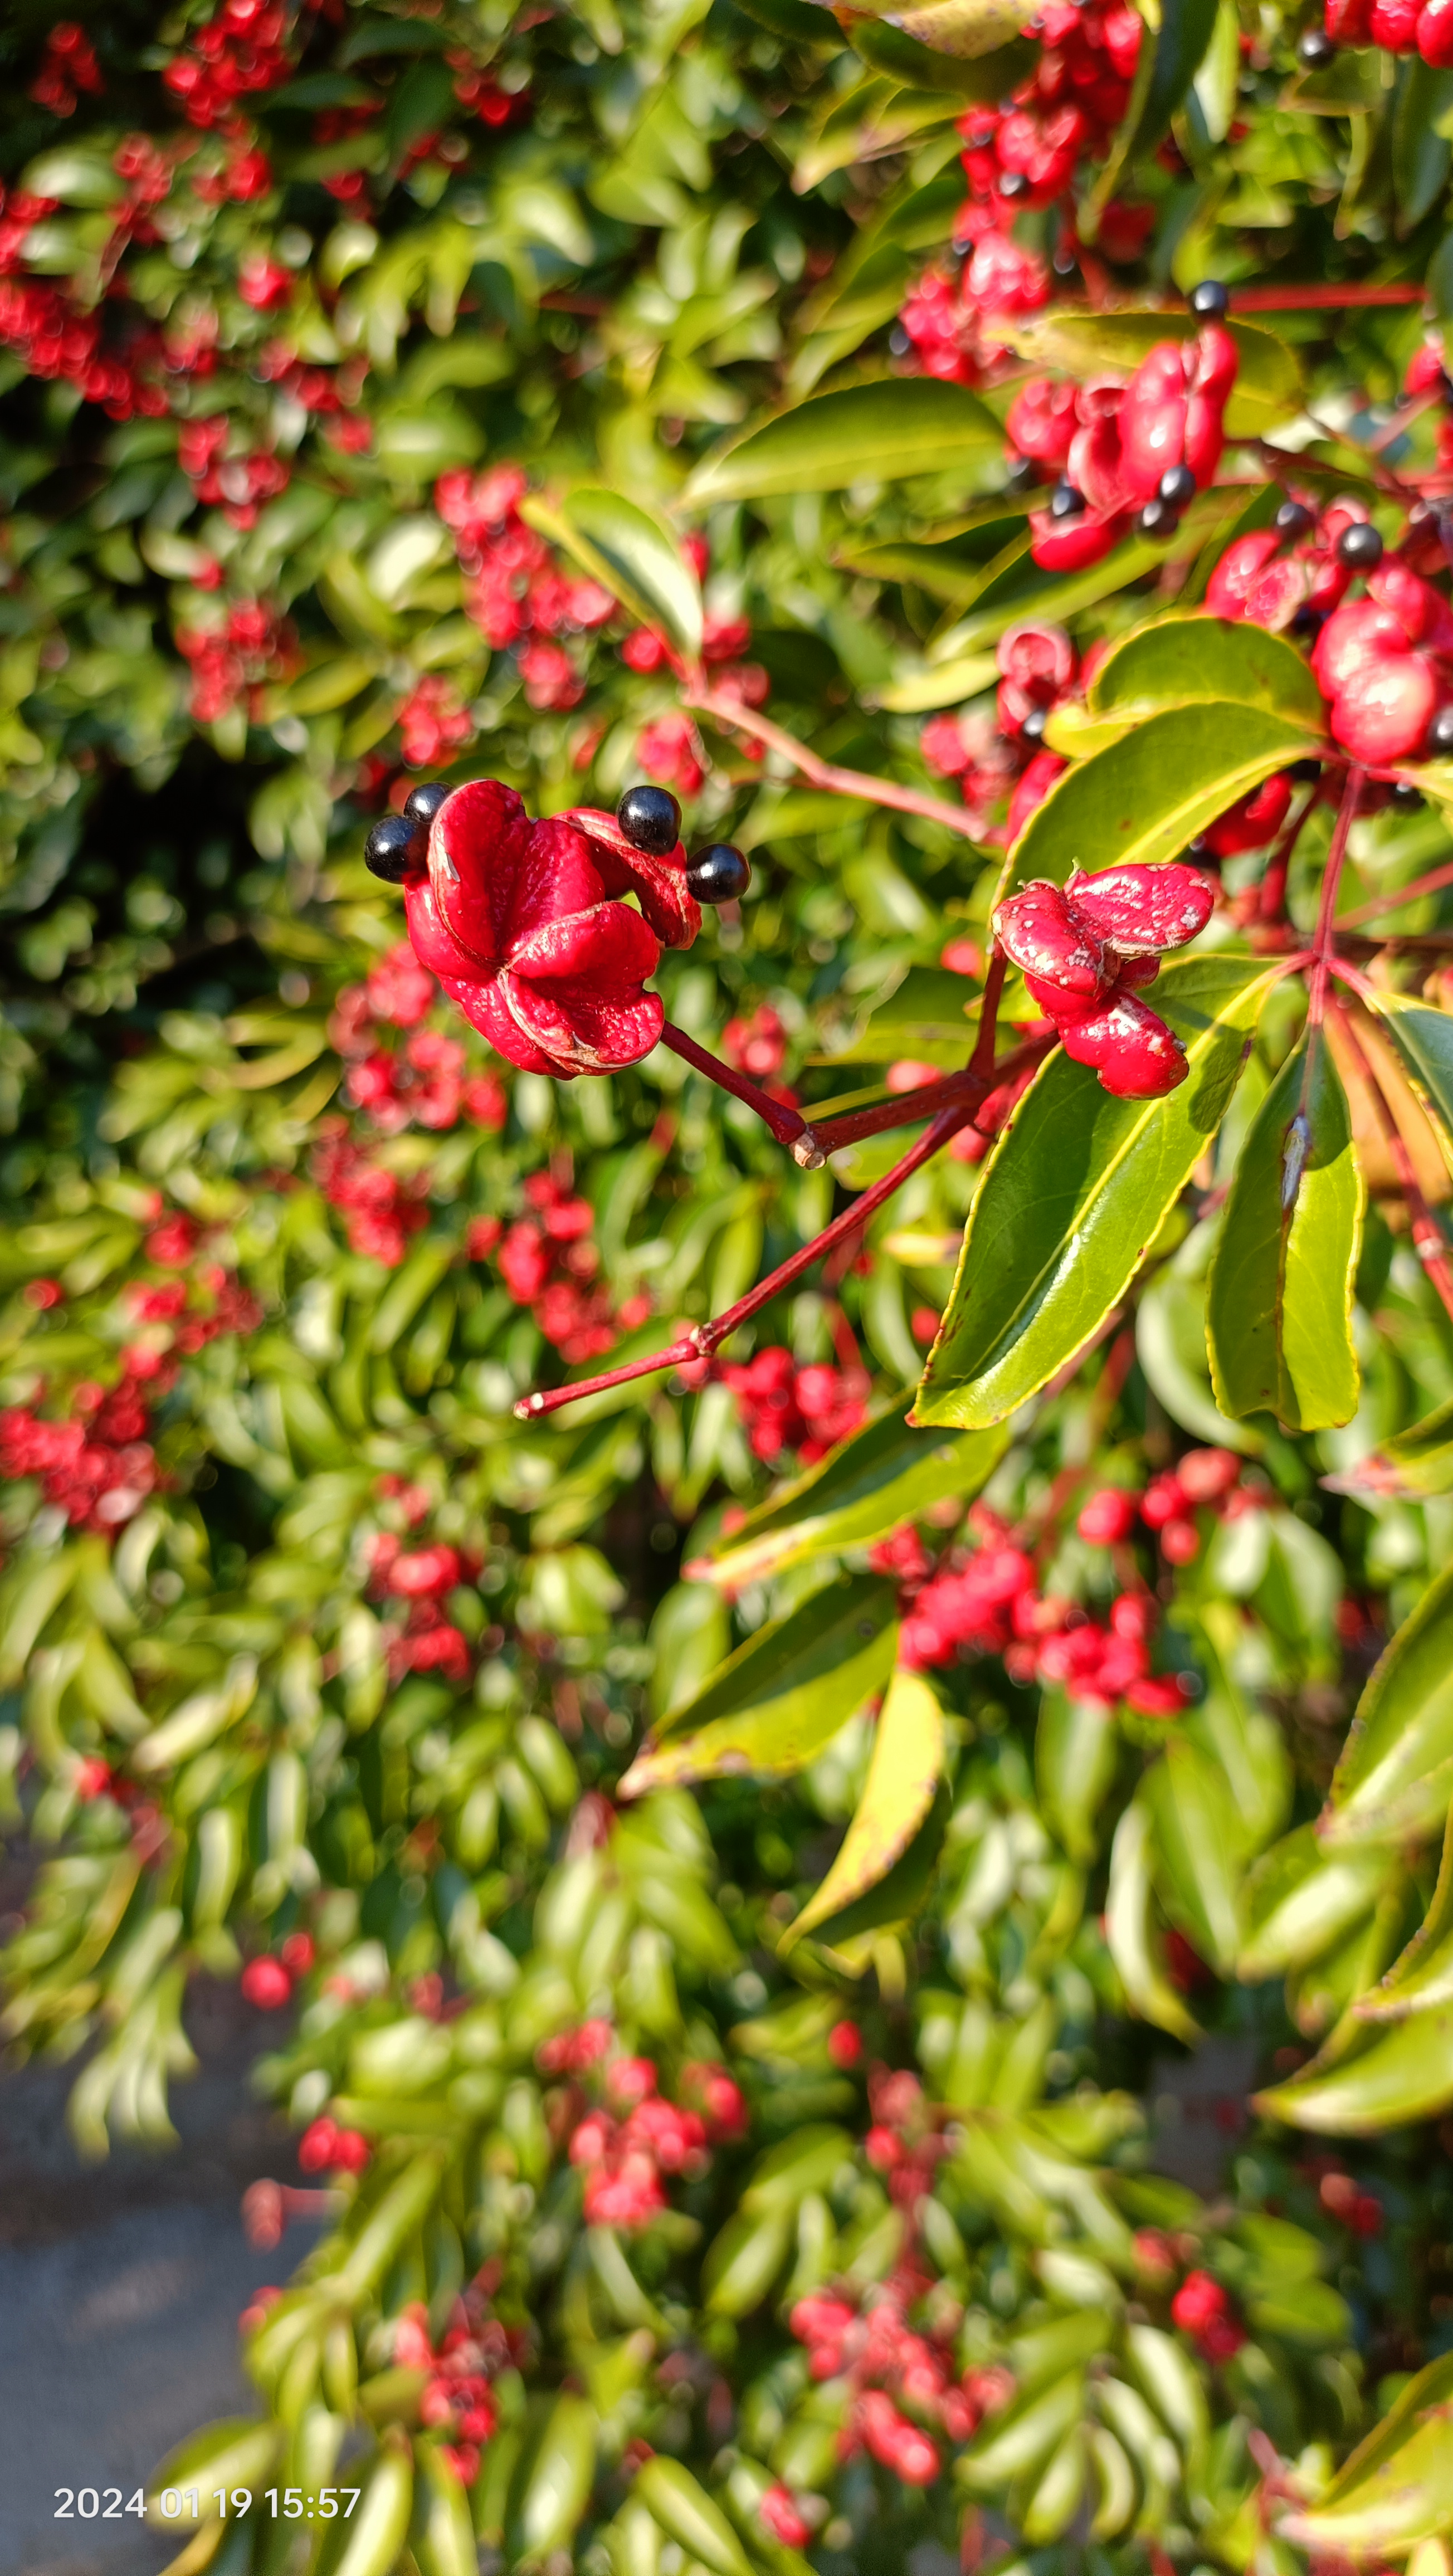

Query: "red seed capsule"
<box><xmin>1064</xmin><ymin>862</ymin><xmax>1215</xmax><ymax>955</ymax></box>
<box><xmin>993</xmin><ymin>879</ymin><xmax>1111</xmax><ymax>997</ymax></box>
<box><xmin>1060</xmin><ymin>991</ymin><xmax>1189</xmax><ymax>1097</ymax></box>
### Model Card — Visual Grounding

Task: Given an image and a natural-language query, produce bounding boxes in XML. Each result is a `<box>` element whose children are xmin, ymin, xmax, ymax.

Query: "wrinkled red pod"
<box><xmin>1061</xmin><ymin>990</ymin><xmax>1189</xmax><ymax>1096</ymax></box>
<box><xmin>1064</xmin><ymin>861</ymin><xmax>1216</xmax><ymax>954</ymax></box>
<box><xmin>993</xmin><ymin>879</ymin><xmax>1112</xmax><ymax>997</ymax></box>
<box><xmin>1028</xmin><ymin>509</ymin><xmax>1122</xmax><ymax>572</ymax></box>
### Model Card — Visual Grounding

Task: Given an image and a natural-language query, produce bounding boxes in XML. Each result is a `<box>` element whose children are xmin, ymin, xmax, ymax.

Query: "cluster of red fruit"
<box><xmin>1078</xmin><ymin>1445</ymin><xmax>1251</xmax><ymax>1567</ymax></box>
<box><xmin>896</xmin><ymin>0</ymin><xmax>1143</xmax><ymax>384</ymax></box>
<box><xmin>993</xmin><ymin>860</ymin><xmax>1215</xmax><ymax>1097</ymax></box>
<box><xmin>397</xmin><ymin>676</ymin><xmax>475</xmax><ymax>770</ymax></box>
<box><xmin>895</xmin><ymin>1516</ymin><xmax>1184</xmax><ymax>1714</ymax></box>
<box><xmin>177</xmin><ymin>415</ymin><xmax>290</xmax><ymax>532</ymax></box>
<box><xmin>436</xmin><ymin>466</ymin><xmax>613</xmax><ymax>713</ymax></box>
<box><xmin>0</xmin><ymin>1374</ymin><xmax>161</xmax><ymax>1535</ymax></box>
<box><xmin>789</xmin><ymin>2266</ymin><xmax>1016</xmax><ymax>2491</ymax></box>
<box><xmin>176</xmin><ymin>599</ymin><xmax>294</xmax><ymax>723</ymax></box>
<box><xmin>297</xmin><ymin>2114</ymin><xmax>372</xmax><ymax>2179</ymax></box>
<box><xmin>239</xmin><ymin>1930</ymin><xmax>316</xmax><ymax>2011</ymax></box>
<box><xmin>162</xmin><ymin>0</ymin><xmax>293</xmax><ymax>129</ymax></box>
<box><xmin>331</xmin><ymin>948</ymin><xmax>506</xmax><ymax>1140</ymax></box>
<box><xmin>1168</xmin><ymin>2268</ymin><xmax>1247</xmax><ymax>2364</ymax></box>
<box><xmin>1322</xmin><ymin>0</ymin><xmax>1453</xmax><ymax>63</ymax></box>
<box><xmin>560</xmin><ymin>2048</ymin><xmax>747</xmax><ymax>2229</ymax></box>
<box><xmin>923</xmin><ymin>621</ymin><xmax>1079</xmax><ymax>844</ymax></box>
<box><xmin>394</xmin><ymin>2299</ymin><xmax>510</xmax><ymax>2487</ymax></box>
<box><xmin>468</xmin><ymin>1168</ymin><xmax>651</xmax><ymax>1365</ymax></box>
<box><xmin>313</xmin><ymin>1125</ymin><xmax>431</xmax><ymax>1269</ymax></box>
<box><xmin>720</xmin><ymin>1347</ymin><xmax>871</xmax><ymax>1467</ymax></box>
<box><xmin>366</xmin><ymin>1507</ymin><xmax>476</xmax><ymax>1690</ymax></box>
<box><xmin>30</xmin><ymin>22</ymin><xmax>103</xmax><ymax>118</ymax></box>
<box><xmin>1011</xmin><ymin>315</ymin><xmax>1239</xmax><ymax>571</ymax></box>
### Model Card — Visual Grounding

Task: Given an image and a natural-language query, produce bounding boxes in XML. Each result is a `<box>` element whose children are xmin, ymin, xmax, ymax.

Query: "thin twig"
<box><xmin>1337</xmin><ymin>855</ymin><xmax>1453</xmax><ymax>931</ymax></box>
<box><xmin>1308</xmin><ymin>765</ymin><xmax>1363</xmax><ymax>1032</ymax></box>
<box><xmin>660</xmin><ymin>1021</ymin><xmax>820</xmax><ymax>1161</ymax></box>
<box><xmin>687</xmin><ymin>685</ymin><xmax>986</xmax><ymax>843</ymax></box>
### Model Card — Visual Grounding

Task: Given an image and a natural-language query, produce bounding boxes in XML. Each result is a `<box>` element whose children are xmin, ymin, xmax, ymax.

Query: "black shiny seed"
<box><xmin>998</xmin><ymin>170</ymin><xmax>1030</xmax><ymax>199</ymax></box>
<box><xmin>617</xmin><ymin>782</ymin><xmax>682</xmax><ymax>855</ymax></box>
<box><xmin>1136</xmin><ymin>496</ymin><xmax>1181</xmax><ymax>539</ymax></box>
<box><xmin>364</xmin><ymin>813</ymin><xmax>425</xmax><ymax>884</ymax></box>
<box><xmin>1290</xmin><ymin>754</ymin><xmax>1324</xmax><ymax>780</ymax></box>
<box><xmin>1189</xmin><ymin>279</ymin><xmax>1230</xmax><ymax>319</ymax></box>
<box><xmin>1391</xmin><ymin>780</ymin><xmax>1425</xmax><ymax>807</ymax></box>
<box><xmin>1158</xmin><ymin>463</ymin><xmax>1198</xmax><ymax>510</ymax></box>
<box><xmin>403</xmin><ymin>780</ymin><xmax>451</xmax><ymax>830</ymax></box>
<box><xmin>1289</xmin><ymin>604</ymin><xmax>1326</xmax><ymax>639</ymax></box>
<box><xmin>1275</xmin><ymin>497</ymin><xmax>1315</xmax><ymax>538</ymax></box>
<box><xmin>686</xmin><ymin>842</ymin><xmax>752</xmax><ymax>904</ymax></box>
<box><xmin>1427</xmin><ymin>705</ymin><xmax>1453</xmax><ymax>757</ymax></box>
<box><xmin>1186</xmin><ymin>836</ymin><xmax>1212</xmax><ymax>859</ymax></box>
<box><xmin>1020</xmin><ymin>706</ymin><xmax>1047</xmax><ymax>745</ymax></box>
<box><xmin>1338</xmin><ymin>521</ymin><xmax>1384</xmax><ymax>569</ymax></box>
<box><xmin>1005</xmin><ymin>452</ymin><xmax>1039</xmax><ymax>493</ymax></box>
<box><xmin>1049</xmin><ymin>481</ymin><xmax>1085</xmax><ymax>520</ymax></box>
<box><xmin>1296</xmin><ymin>25</ymin><xmax>1335</xmax><ymax>64</ymax></box>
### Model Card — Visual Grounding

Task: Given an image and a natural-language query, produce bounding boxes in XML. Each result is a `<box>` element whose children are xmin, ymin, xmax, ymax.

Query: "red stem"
<box><xmin>1228</xmin><ymin>284</ymin><xmax>1425</xmax><ymax>311</ymax></box>
<box><xmin>1337</xmin><ymin>854</ymin><xmax>1453</xmax><ymax>931</ymax></box>
<box><xmin>1257</xmin><ymin>782</ymin><xmax>1320</xmax><ymax>929</ymax></box>
<box><xmin>1308</xmin><ymin>765</ymin><xmax>1363</xmax><ymax>1032</ymax></box>
<box><xmin>659</xmin><ymin>1022</ymin><xmax>820</xmax><ymax>1162</ymax></box>
<box><xmin>806</xmin><ymin>1041</ymin><xmax>1044</xmax><ymax>1155</ymax></box>
<box><xmin>971</xmin><ymin>950</ymin><xmax>1007</xmax><ymax>1082</ymax></box>
<box><xmin>686</xmin><ymin>686</ymin><xmax>986</xmax><ymax>844</ymax></box>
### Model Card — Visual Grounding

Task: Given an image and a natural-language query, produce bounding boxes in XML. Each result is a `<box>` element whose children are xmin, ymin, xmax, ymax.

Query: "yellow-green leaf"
<box><xmin>782</xmin><ymin>1665</ymin><xmax>945</xmax><ymax>1950</ymax></box>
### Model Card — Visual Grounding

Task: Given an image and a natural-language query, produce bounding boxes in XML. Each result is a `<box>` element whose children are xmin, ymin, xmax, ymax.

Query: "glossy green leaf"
<box><xmin>1355</xmin><ymin>1808</ymin><xmax>1453</xmax><ymax>2020</ymax></box>
<box><xmin>913</xmin><ymin>956</ymin><xmax>1278</xmax><ymax>1430</ymax></box>
<box><xmin>1367</xmin><ymin>1391</ymin><xmax>1453</xmax><ymax>1496</ymax></box>
<box><xmin>1035</xmin><ymin>1691</ymin><xmax>1118</xmax><ymax>1863</ymax></box>
<box><xmin>617</xmin><ymin>1575</ymin><xmax>898</xmax><ymax>1797</ymax></box>
<box><xmin>1085</xmin><ymin>0</ymin><xmax>1218</xmax><ymax>230</ymax></box>
<box><xmin>807</xmin><ymin>1778</ymin><xmax>952</xmax><ymax>1957</ymax></box>
<box><xmin>685</xmin><ymin>379</ymin><xmax>1001</xmax><ymax>504</ymax></box>
<box><xmin>1105</xmin><ymin>1798</ymin><xmax>1203</xmax><ymax>2047</ymax></box>
<box><xmin>1366</xmin><ymin>992</ymin><xmax>1453</xmax><ymax>1162</ymax></box>
<box><xmin>783</xmin><ymin>1667</ymin><xmax>945</xmax><ymax>1950</ymax></box>
<box><xmin>793</xmin><ymin>77</ymin><xmax>961</xmax><ymax>188</ymax></box>
<box><xmin>635</xmin><ymin>2460</ymin><xmax>755</xmax><ymax>2576</ymax></box>
<box><xmin>1086</xmin><ymin>612</ymin><xmax>1326</xmax><ymax>732</ymax></box>
<box><xmin>1256</xmin><ymin>2000</ymin><xmax>1453</xmax><ymax>2131</ymax></box>
<box><xmin>1237</xmin><ymin>1824</ymin><xmax>1397</xmax><ymax>1982</ymax></box>
<box><xmin>1193</xmin><ymin>1604</ymin><xmax>1293</xmax><ymax>1848</ymax></box>
<box><xmin>1003</xmin><ymin>703</ymin><xmax>1319</xmax><ymax>888</ymax></box>
<box><xmin>840</xmin><ymin>964</ymin><xmax>983</xmax><ymax>1066</ymax></box>
<box><xmin>1140</xmin><ymin>1738</ymin><xmax>1243</xmax><ymax>1977</ymax></box>
<box><xmin>508</xmin><ymin>2394</ymin><xmax>599</xmax><ymax>2561</ymax></box>
<box><xmin>1277</xmin><ymin>2355</ymin><xmax>1453</xmax><ymax>2555</ymax></box>
<box><xmin>1135</xmin><ymin>1269</ymin><xmax>1262</xmax><ymax>1453</ymax></box>
<box><xmin>519</xmin><ymin>487</ymin><xmax>702</xmax><ymax>659</ymax></box>
<box><xmin>698</xmin><ymin>1401</ymin><xmax>1008</xmax><ymax>1587</ymax></box>
<box><xmin>1207</xmin><ymin>1033</ymin><xmax>1364</xmax><ymax>1431</ymax></box>
<box><xmin>847</xmin><ymin>18</ymin><xmax>1034</xmax><ymax>93</ymax></box>
<box><xmin>1320</xmin><ymin>1555</ymin><xmax>1453</xmax><ymax>1848</ymax></box>
<box><xmin>986</xmin><ymin>312</ymin><xmax>1303</xmax><ymax>440</ymax></box>
<box><xmin>868</xmin><ymin>0</ymin><xmax>1040</xmax><ymax>55</ymax></box>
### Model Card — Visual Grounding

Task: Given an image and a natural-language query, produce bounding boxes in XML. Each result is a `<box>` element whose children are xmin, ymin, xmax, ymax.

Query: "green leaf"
<box><xmin>1085</xmin><ymin>612</ymin><xmax>1327</xmax><ymax>733</ymax></box>
<box><xmin>1320</xmin><ymin>1556</ymin><xmax>1453</xmax><ymax>1848</ymax></box>
<box><xmin>806</xmin><ymin>1778</ymin><xmax>951</xmax><ymax>1953</ymax></box>
<box><xmin>847</xmin><ymin>19</ymin><xmax>1034</xmax><ymax>95</ymax></box>
<box><xmin>1085</xmin><ymin>0</ymin><xmax>1219</xmax><ymax>232</ymax></box>
<box><xmin>617</xmin><ymin>1575</ymin><xmax>899</xmax><ymax>1797</ymax></box>
<box><xmin>1256</xmin><ymin>2001</ymin><xmax>1453</xmax><ymax>2130</ymax></box>
<box><xmin>1105</xmin><ymin>1798</ymin><xmax>1203</xmax><ymax>2046</ymax></box>
<box><xmin>793</xmin><ymin>78</ymin><xmax>962</xmax><ymax>189</ymax></box>
<box><xmin>860</xmin><ymin>0</ymin><xmax>1040</xmax><ymax>55</ymax></box>
<box><xmin>1276</xmin><ymin>2355</ymin><xmax>1453</xmax><ymax>2556</ymax></box>
<box><xmin>1003</xmin><ymin>702</ymin><xmax>1320</xmax><ymax>888</ymax></box>
<box><xmin>838</xmin><ymin>964</ymin><xmax>983</xmax><ymax>1067</ymax></box>
<box><xmin>913</xmin><ymin>956</ymin><xmax>1278</xmax><ymax>1430</ymax></box>
<box><xmin>782</xmin><ymin>1666</ymin><xmax>945</xmax><ymax>1950</ymax></box>
<box><xmin>518</xmin><ymin>487</ymin><xmax>702</xmax><ymax>659</ymax></box>
<box><xmin>1355</xmin><ymin>1808</ymin><xmax>1453</xmax><ymax>2020</ymax></box>
<box><xmin>1365</xmin><ymin>992</ymin><xmax>1453</xmax><ymax>1159</ymax></box>
<box><xmin>1358</xmin><ymin>1390</ymin><xmax>1453</xmax><ymax>1497</ymax></box>
<box><xmin>1206</xmin><ymin>1033</ymin><xmax>1364</xmax><ymax>1432</ymax></box>
<box><xmin>985</xmin><ymin>312</ymin><xmax>1304</xmax><ymax>441</ymax></box>
<box><xmin>696</xmin><ymin>1401</ymin><xmax>1009</xmax><ymax>1588</ymax></box>
<box><xmin>1239</xmin><ymin>1825</ymin><xmax>1402</xmax><ymax>1982</ymax></box>
<box><xmin>1135</xmin><ymin>1270</ymin><xmax>1262</xmax><ymax>1453</ymax></box>
<box><xmin>1035</xmin><ymin>1691</ymin><xmax>1118</xmax><ymax>1864</ymax></box>
<box><xmin>1141</xmin><ymin>1738</ymin><xmax>1244</xmax><ymax>1977</ymax></box>
<box><xmin>685</xmin><ymin>380</ymin><xmax>1002</xmax><ymax>505</ymax></box>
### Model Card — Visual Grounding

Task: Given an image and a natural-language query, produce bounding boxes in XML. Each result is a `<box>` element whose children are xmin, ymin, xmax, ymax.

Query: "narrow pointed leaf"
<box><xmin>1085</xmin><ymin>0</ymin><xmax>1219</xmax><ymax>232</ymax></box>
<box><xmin>1275</xmin><ymin>2355</ymin><xmax>1453</xmax><ymax>2558</ymax></box>
<box><xmin>617</xmin><ymin>1575</ymin><xmax>898</xmax><ymax>1797</ymax></box>
<box><xmin>807</xmin><ymin>1777</ymin><xmax>952</xmax><ymax>1954</ymax></box>
<box><xmin>913</xmin><ymin>956</ymin><xmax>1278</xmax><ymax>1430</ymax></box>
<box><xmin>685</xmin><ymin>380</ymin><xmax>1001</xmax><ymax>505</ymax></box>
<box><xmin>1105</xmin><ymin>1799</ymin><xmax>1203</xmax><ymax>2047</ymax></box>
<box><xmin>1002</xmin><ymin>704</ymin><xmax>1318</xmax><ymax>890</ymax></box>
<box><xmin>1238</xmin><ymin>1822</ymin><xmax>1399</xmax><ymax>1982</ymax></box>
<box><xmin>1320</xmin><ymin>1556</ymin><xmax>1453</xmax><ymax>1847</ymax></box>
<box><xmin>696</xmin><ymin>1402</ymin><xmax>1008</xmax><ymax>1588</ymax></box>
<box><xmin>1366</xmin><ymin>991</ymin><xmax>1453</xmax><ymax>1160</ymax></box>
<box><xmin>1035</xmin><ymin>1691</ymin><xmax>1118</xmax><ymax>1863</ymax></box>
<box><xmin>519</xmin><ymin>487</ymin><xmax>702</xmax><ymax>659</ymax></box>
<box><xmin>1255</xmin><ymin>2002</ymin><xmax>1453</xmax><ymax>2131</ymax></box>
<box><xmin>1207</xmin><ymin>1033</ymin><xmax>1364</xmax><ymax>1430</ymax></box>
<box><xmin>1356</xmin><ymin>1809</ymin><xmax>1453</xmax><ymax>2019</ymax></box>
<box><xmin>1140</xmin><ymin>1738</ymin><xmax>1243</xmax><ymax>1977</ymax></box>
<box><xmin>782</xmin><ymin>1666</ymin><xmax>945</xmax><ymax>1950</ymax></box>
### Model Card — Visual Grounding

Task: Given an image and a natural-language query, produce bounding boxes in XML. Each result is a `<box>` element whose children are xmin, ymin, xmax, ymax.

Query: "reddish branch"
<box><xmin>1328</xmin><ymin>981</ymin><xmax>1453</xmax><ymax>1327</ymax></box>
<box><xmin>688</xmin><ymin>685</ymin><xmax>986</xmax><ymax>843</ymax></box>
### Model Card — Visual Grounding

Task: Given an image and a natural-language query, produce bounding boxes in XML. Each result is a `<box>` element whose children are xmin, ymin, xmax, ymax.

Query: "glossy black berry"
<box><xmin>617</xmin><ymin>783</ymin><xmax>682</xmax><ymax>855</ymax></box>
<box><xmin>1136</xmin><ymin>496</ymin><xmax>1181</xmax><ymax>539</ymax></box>
<box><xmin>364</xmin><ymin>812</ymin><xmax>425</xmax><ymax>884</ymax></box>
<box><xmin>1275</xmin><ymin>497</ymin><xmax>1315</xmax><ymax>538</ymax></box>
<box><xmin>1158</xmin><ymin>464</ymin><xmax>1198</xmax><ymax>510</ymax></box>
<box><xmin>1005</xmin><ymin>453</ymin><xmax>1038</xmax><ymax>493</ymax></box>
<box><xmin>403</xmin><ymin>780</ymin><xmax>452</xmax><ymax>831</ymax></box>
<box><xmin>998</xmin><ymin>170</ymin><xmax>1030</xmax><ymax>199</ymax></box>
<box><xmin>1290</xmin><ymin>754</ymin><xmax>1324</xmax><ymax>781</ymax></box>
<box><xmin>1049</xmin><ymin>481</ymin><xmax>1085</xmax><ymax>520</ymax></box>
<box><xmin>1296</xmin><ymin>24</ymin><xmax>1335</xmax><ymax>64</ymax></box>
<box><xmin>1020</xmin><ymin>706</ymin><xmax>1047</xmax><ymax>745</ymax></box>
<box><xmin>1189</xmin><ymin>279</ymin><xmax>1230</xmax><ymax>319</ymax></box>
<box><xmin>686</xmin><ymin>842</ymin><xmax>752</xmax><ymax>904</ymax></box>
<box><xmin>1391</xmin><ymin>780</ymin><xmax>1425</xmax><ymax>807</ymax></box>
<box><xmin>1289</xmin><ymin>604</ymin><xmax>1326</xmax><ymax>640</ymax></box>
<box><xmin>1337</xmin><ymin>521</ymin><xmax>1384</xmax><ymax>570</ymax></box>
<box><xmin>1427</xmin><ymin>704</ymin><xmax>1453</xmax><ymax>757</ymax></box>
